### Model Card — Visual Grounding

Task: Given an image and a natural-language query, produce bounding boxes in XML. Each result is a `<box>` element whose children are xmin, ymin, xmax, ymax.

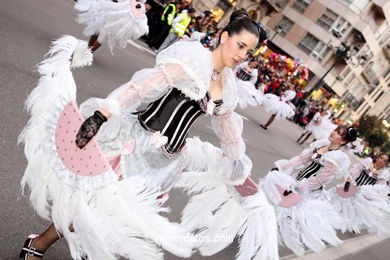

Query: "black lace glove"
<box><xmin>343</xmin><ymin>181</ymin><xmax>351</xmax><ymax>192</ymax></box>
<box><xmin>283</xmin><ymin>190</ymin><xmax>293</xmax><ymax>196</ymax></box>
<box><xmin>75</xmin><ymin>110</ymin><xmax>108</xmax><ymax>149</ymax></box>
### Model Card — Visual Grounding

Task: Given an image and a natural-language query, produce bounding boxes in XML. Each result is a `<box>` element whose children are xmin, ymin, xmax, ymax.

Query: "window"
<box><xmin>344</xmin><ymin>72</ymin><xmax>355</xmax><ymax>87</ymax></box>
<box><xmin>276</xmin><ymin>16</ymin><xmax>294</xmax><ymax>37</ymax></box>
<box><xmin>374</xmin><ymin>91</ymin><xmax>384</xmax><ymax>102</ymax></box>
<box><xmin>317</xmin><ymin>9</ymin><xmax>338</xmax><ymax>31</ymax></box>
<box><xmin>337</xmin><ymin>0</ymin><xmax>369</xmax><ymax>14</ymax></box>
<box><xmin>317</xmin><ymin>9</ymin><xmax>350</xmax><ymax>36</ymax></box>
<box><xmin>362</xmin><ymin>63</ymin><xmax>380</xmax><ymax>85</ymax></box>
<box><xmin>292</xmin><ymin>0</ymin><xmax>312</xmax><ymax>13</ymax></box>
<box><xmin>358</xmin><ymin>45</ymin><xmax>373</xmax><ymax>63</ymax></box>
<box><xmin>362</xmin><ymin>105</ymin><xmax>371</xmax><ymax>117</ymax></box>
<box><xmin>342</xmin><ymin>91</ymin><xmax>363</xmax><ymax>110</ymax></box>
<box><xmin>298</xmin><ymin>33</ymin><xmax>330</xmax><ymax>61</ymax></box>
<box><xmin>341</xmin><ymin>67</ymin><xmax>351</xmax><ymax>78</ymax></box>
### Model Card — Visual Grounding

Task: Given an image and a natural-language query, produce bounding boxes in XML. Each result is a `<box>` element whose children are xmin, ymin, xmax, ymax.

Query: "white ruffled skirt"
<box><xmin>262</xmin><ymin>93</ymin><xmax>295</xmax><ymax>119</ymax></box>
<box><xmin>261</xmin><ymin>171</ymin><xmax>343</xmax><ymax>256</ymax></box>
<box><xmin>305</xmin><ymin>118</ymin><xmax>336</xmax><ymax>140</ymax></box>
<box><xmin>75</xmin><ymin>0</ymin><xmax>149</xmax><ymax>52</ymax></box>
<box><xmin>235</xmin><ymin>79</ymin><xmax>264</xmax><ymax>109</ymax></box>
<box><xmin>329</xmin><ymin>184</ymin><xmax>390</xmax><ymax>236</ymax></box>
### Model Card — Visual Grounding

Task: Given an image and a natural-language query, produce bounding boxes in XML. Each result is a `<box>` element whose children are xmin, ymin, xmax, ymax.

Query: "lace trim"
<box><xmin>157</xmin><ymin>57</ymin><xmax>208</xmax><ymax>100</ymax></box>
<box><xmin>45</xmin><ymin>99</ymin><xmax>118</xmax><ymax>191</ymax></box>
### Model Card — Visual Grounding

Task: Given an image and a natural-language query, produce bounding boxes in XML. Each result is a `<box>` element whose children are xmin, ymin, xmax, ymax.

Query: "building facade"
<box><xmin>264</xmin><ymin>0</ymin><xmax>390</xmax><ymax>122</ymax></box>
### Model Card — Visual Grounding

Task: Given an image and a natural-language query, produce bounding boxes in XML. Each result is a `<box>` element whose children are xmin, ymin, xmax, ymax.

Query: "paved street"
<box><xmin>0</xmin><ymin>1</ymin><xmax>388</xmax><ymax>259</ymax></box>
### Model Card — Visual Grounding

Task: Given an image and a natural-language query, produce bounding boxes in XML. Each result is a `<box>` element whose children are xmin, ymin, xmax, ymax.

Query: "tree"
<box><xmin>382</xmin><ymin>141</ymin><xmax>390</xmax><ymax>153</ymax></box>
<box><xmin>366</xmin><ymin>130</ymin><xmax>388</xmax><ymax>148</ymax></box>
<box><xmin>356</xmin><ymin>115</ymin><xmax>381</xmax><ymax>138</ymax></box>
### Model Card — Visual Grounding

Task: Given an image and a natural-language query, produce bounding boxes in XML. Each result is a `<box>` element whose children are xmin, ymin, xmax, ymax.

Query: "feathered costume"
<box><xmin>233</xmin><ymin>61</ymin><xmax>264</xmax><ymax>109</ymax></box>
<box><xmin>330</xmin><ymin>157</ymin><xmax>390</xmax><ymax>236</ymax></box>
<box><xmin>19</xmin><ymin>35</ymin><xmax>278</xmax><ymax>259</ymax></box>
<box><xmin>262</xmin><ymin>90</ymin><xmax>295</xmax><ymax>119</ymax></box>
<box><xmin>261</xmin><ymin>139</ymin><xmax>348</xmax><ymax>256</ymax></box>
<box><xmin>75</xmin><ymin>0</ymin><xmax>149</xmax><ymax>53</ymax></box>
<box><xmin>304</xmin><ymin>112</ymin><xmax>337</xmax><ymax>140</ymax></box>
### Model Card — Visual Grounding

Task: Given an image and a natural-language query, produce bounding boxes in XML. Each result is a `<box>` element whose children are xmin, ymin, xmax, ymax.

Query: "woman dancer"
<box><xmin>261</xmin><ymin>126</ymin><xmax>358</xmax><ymax>255</ymax></box>
<box><xmin>19</xmin><ymin>11</ymin><xmax>269</xmax><ymax>260</ymax></box>
<box><xmin>331</xmin><ymin>153</ymin><xmax>390</xmax><ymax>235</ymax></box>
<box><xmin>296</xmin><ymin>110</ymin><xmax>337</xmax><ymax>144</ymax></box>
<box><xmin>260</xmin><ymin>83</ymin><xmax>296</xmax><ymax>130</ymax></box>
<box><xmin>75</xmin><ymin>0</ymin><xmax>149</xmax><ymax>53</ymax></box>
<box><xmin>234</xmin><ymin>59</ymin><xmax>264</xmax><ymax>109</ymax></box>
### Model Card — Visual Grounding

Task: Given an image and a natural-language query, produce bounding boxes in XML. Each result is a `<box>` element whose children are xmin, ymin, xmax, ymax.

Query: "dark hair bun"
<box><xmin>229</xmin><ymin>10</ymin><xmax>250</xmax><ymax>23</ymax></box>
<box><xmin>345</xmin><ymin>127</ymin><xmax>358</xmax><ymax>143</ymax></box>
<box><xmin>222</xmin><ymin>10</ymin><xmax>268</xmax><ymax>48</ymax></box>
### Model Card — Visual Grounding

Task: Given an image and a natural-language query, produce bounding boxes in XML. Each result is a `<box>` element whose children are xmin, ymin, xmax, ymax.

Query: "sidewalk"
<box><xmin>281</xmin><ymin>234</ymin><xmax>389</xmax><ymax>260</ymax></box>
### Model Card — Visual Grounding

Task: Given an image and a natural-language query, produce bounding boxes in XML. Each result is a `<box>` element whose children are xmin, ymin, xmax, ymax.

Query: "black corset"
<box><xmin>138</xmin><ymin>88</ymin><xmax>222</xmax><ymax>157</ymax></box>
<box><xmin>236</xmin><ymin>69</ymin><xmax>251</xmax><ymax>81</ymax></box>
<box><xmin>296</xmin><ymin>151</ymin><xmax>323</xmax><ymax>181</ymax></box>
<box><xmin>355</xmin><ymin>169</ymin><xmax>378</xmax><ymax>186</ymax></box>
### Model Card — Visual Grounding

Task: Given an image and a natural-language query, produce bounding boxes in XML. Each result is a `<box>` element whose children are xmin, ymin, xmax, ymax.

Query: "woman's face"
<box><xmin>220</xmin><ymin>30</ymin><xmax>258</xmax><ymax>68</ymax></box>
<box><xmin>375</xmin><ymin>154</ymin><xmax>389</xmax><ymax>169</ymax></box>
<box><xmin>328</xmin><ymin>126</ymin><xmax>346</xmax><ymax>145</ymax></box>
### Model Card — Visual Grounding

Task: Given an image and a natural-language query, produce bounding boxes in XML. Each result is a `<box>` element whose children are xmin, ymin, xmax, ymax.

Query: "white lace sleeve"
<box><xmin>347</xmin><ymin>157</ymin><xmax>372</xmax><ymax>181</ymax></box>
<box><xmin>250</xmin><ymin>69</ymin><xmax>258</xmax><ymax>85</ymax></box>
<box><xmin>211</xmin><ymin>111</ymin><xmax>246</xmax><ymax>160</ymax></box>
<box><xmin>210</xmin><ymin>112</ymin><xmax>252</xmax><ymax>184</ymax></box>
<box><xmin>378</xmin><ymin>168</ymin><xmax>390</xmax><ymax>184</ymax></box>
<box><xmin>348</xmin><ymin>163</ymin><xmax>365</xmax><ymax>182</ymax></box>
<box><xmin>297</xmin><ymin>160</ymin><xmax>338</xmax><ymax>191</ymax></box>
<box><xmin>274</xmin><ymin>148</ymin><xmax>313</xmax><ymax>175</ymax></box>
<box><xmin>80</xmin><ymin>64</ymin><xmax>186</xmax><ymax>116</ymax></box>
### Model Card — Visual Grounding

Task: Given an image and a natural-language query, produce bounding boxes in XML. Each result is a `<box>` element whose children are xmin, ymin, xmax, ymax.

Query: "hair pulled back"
<box><xmin>344</xmin><ymin>126</ymin><xmax>358</xmax><ymax>143</ymax></box>
<box><xmin>220</xmin><ymin>10</ymin><xmax>268</xmax><ymax>48</ymax></box>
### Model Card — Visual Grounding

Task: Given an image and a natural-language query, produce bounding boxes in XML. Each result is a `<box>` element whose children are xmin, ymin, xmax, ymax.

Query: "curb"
<box><xmin>281</xmin><ymin>234</ymin><xmax>389</xmax><ymax>260</ymax></box>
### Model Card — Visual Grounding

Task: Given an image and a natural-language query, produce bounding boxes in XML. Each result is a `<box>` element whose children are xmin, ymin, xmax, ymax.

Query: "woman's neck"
<box><xmin>211</xmin><ymin>47</ymin><xmax>225</xmax><ymax>73</ymax></box>
<box><xmin>328</xmin><ymin>143</ymin><xmax>341</xmax><ymax>151</ymax></box>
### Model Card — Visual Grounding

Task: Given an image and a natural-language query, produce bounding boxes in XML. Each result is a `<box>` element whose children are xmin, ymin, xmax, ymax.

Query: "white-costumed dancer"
<box><xmin>260</xmin><ymin>84</ymin><xmax>296</xmax><ymax>130</ymax></box>
<box><xmin>75</xmin><ymin>0</ymin><xmax>148</xmax><ymax>53</ymax></box>
<box><xmin>19</xmin><ymin>11</ymin><xmax>268</xmax><ymax>260</ymax></box>
<box><xmin>330</xmin><ymin>154</ymin><xmax>390</xmax><ymax>235</ymax></box>
<box><xmin>19</xmin><ymin>35</ymin><xmax>195</xmax><ymax>260</ymax></box>
<box><xmin>297</xmin><ymin>110</ymin><xmax>337</xmax><ymax>144</ymax></box>
<box><xmin>175</xmin><ymin>141</ymin><xmax>279</xmax><ymax>260</ymax></box>
<box><xmin>234</xmin><ymin>60</ymin><xmax>264</xmax><ymax>108</ymax></box>
<box><xmin>261</xmin><ymin>126</ymin><xmax>358</xmax><ymax>256</ymax></box>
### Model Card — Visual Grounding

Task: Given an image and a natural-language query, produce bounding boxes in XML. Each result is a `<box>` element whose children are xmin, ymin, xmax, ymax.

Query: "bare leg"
<box><xmin>88</xmin><ymin>34</ymin><xmax>99</xmax><ymax>47</ymax></box>
<box><xmin>27</xmin><ymin>224</ymin><xmax>62</xmax><ymax>259</ymax></box>
<box><xmin>297</xmin><ymin>131</ymin><xmax>308</xmax><ymax>142</ymax></box>
<box><xmin>260</xmin><ymin>114</ymin><xmax>276</xmax><ymax>129</ymax></box>
<box><xmin>299</xmin><ymin>132</ymin><xmax>312</xmax><ymax>144</ymax></box>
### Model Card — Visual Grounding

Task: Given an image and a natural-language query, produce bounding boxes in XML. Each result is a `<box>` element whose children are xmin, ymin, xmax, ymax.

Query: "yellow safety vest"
<box><xmin>171</xmin><ymin>13</ymin><xmax>191</xmax><ymax>36</ymax></box>
<box><xmin>161</xmin><ymin>4</ymin><xmax>176</xmax><ymax>26</ymax></box>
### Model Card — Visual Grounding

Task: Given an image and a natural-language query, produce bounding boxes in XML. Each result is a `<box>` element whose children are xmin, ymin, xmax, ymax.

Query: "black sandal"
<box><xmin>19</xmin><ymin>234</ymin><xmax>44</xmax><ymax>259</ymax></box>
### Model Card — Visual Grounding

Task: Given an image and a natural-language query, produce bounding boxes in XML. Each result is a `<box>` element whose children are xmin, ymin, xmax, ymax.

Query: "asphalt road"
<box><xmin>0</xmin><ymin>1</ymin><xmax>387</xmax><ymax>259</ymax></box>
